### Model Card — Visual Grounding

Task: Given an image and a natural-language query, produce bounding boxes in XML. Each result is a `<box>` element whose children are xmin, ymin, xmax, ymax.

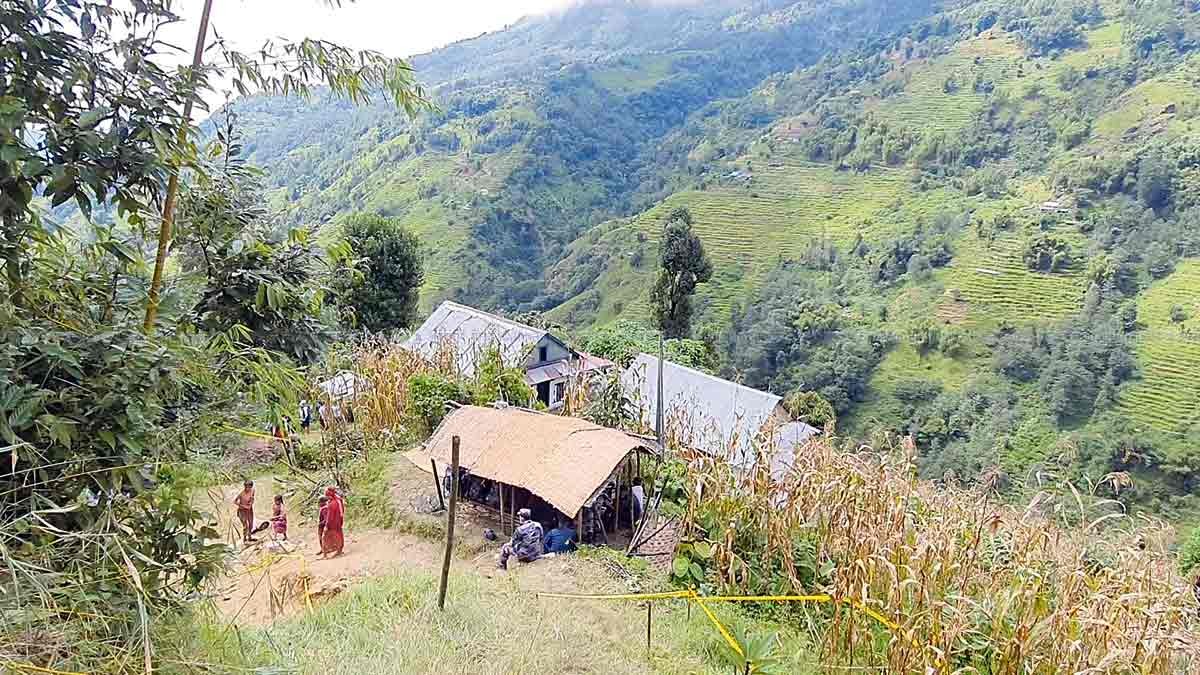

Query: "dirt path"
<box><xmin>208</xmin><ymin>457</ymin><xmax>585</xmax><ymax>626</ymax></box>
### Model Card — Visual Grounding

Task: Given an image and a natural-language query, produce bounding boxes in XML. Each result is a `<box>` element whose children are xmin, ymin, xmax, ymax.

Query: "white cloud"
<box><xmin>165</xmin><ymin>0</ymin><xmax>571</xmax><ymax>60</ymax></box>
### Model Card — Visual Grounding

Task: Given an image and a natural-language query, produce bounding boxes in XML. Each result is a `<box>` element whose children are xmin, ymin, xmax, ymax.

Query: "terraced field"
<box><xmin>944</xmin><ymin>225</ymin><xmax>1089</xmax><ymax>326</ymax></box>
<box><xmin>592</xmin><ymin>54</ymin><xmax>679</xmax><ymax>95</ymax></box>
<box><xmin>1117</xmin><ymin>260</ymin><xmax>1200</xmax><ymax>433</ymax></box>
<box><xmin>628</xmin><ymin>159</ymin><xmax>958</xmax><ymax>317</ymax></box>
<box><xmin>875</xmin><ymin>31</ymin><xmax>1023</xmax><ymax>134</ymax></box>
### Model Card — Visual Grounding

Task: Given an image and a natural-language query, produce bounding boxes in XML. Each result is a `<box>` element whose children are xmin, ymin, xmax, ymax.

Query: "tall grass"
<box><xmin>675</xmin><ymin>433</ymin><xmax>1200</xmax><ymax>672</ymax></box>
<box><xmin>161</xmin><ymin>562</ymin><xmax>819</xmax><ymax>675</ymax></box>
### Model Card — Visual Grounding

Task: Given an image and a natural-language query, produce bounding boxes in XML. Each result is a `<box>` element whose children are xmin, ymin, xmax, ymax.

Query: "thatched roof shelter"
<box><xmin>410</xmin><ymin>405</ymin><xmax>656</xmax><ymax>518</ymax></box>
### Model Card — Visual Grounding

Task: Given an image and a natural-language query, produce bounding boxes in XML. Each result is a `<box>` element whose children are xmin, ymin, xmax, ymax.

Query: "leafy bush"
<box><xmin>406</xmin><ymin>373</ymin><xmax>469</xmax><ymax>431</ymax></box>
<box><xmin>782</xmin><ymin>390</ymin><xmax>836</xmax><ymax>429</ymax></box>
<box><xmin>1179</xmin><ymin>527</ymin><xmax>1200</xmax><ymax>576</ymax></box>
<box><xmin>583</xmin><ymin>319</ymin><xmax>718</xmax><ymax>371</ymax></box>
<box><xmin>470</xmin><ymin>347</ymin><xmax>535</xmax><ymax>407</ymax></box>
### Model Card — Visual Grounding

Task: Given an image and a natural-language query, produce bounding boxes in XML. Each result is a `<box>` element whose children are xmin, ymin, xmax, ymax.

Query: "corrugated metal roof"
<box><xmin>621</xmin><ymin>353</ymin><xmax>818</xmax><ymax>460</ymax></box>
<box><xmin>403</xmin><ymin>301</ymin><xmax>547</xmax><ymax>376</ymax></box>
<box><xmin>411</xmin><ymin>405</ymin><xmax>653</xmax><ymax>517</ymax></box>
<box><xmin>524</xmin><ymin>361</ymin><xmax>574</xmax><ymax>385</ymax></box>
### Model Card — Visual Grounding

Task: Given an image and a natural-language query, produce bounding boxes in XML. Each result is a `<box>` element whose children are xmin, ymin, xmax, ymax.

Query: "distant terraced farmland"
<box><xmin>1117</xmin><ymin>259</ymin><xmax>1200</xmax><ymax>433</ymax></box>
<box><xmin>944</xmin><ymin>225</ymin><xmax>1089</xmax><ymax>325</ymax></box>
<box><xmin>875</xmin><ymin>31</ymin><xmax>1023</xmax><ymax>134</ymax></box>
<box><xmin>627</xmin><ymin>159</ymin><xmax>953</xmax><ymax>317</ymax></box>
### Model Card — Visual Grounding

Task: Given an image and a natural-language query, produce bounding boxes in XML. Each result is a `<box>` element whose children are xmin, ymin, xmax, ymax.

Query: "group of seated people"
<box><xmin>441</xmin><ymin>467</ymin><xmax>643</xmax><ymax>570</ymax></box>
<box><xmin>497</xmin><ymin>508</ymin><xmax>577</xmax><ymax>570</ymax></box>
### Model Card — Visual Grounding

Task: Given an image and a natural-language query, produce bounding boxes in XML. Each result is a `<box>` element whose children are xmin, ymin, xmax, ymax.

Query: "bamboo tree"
<box><xmin>143</xmin><ymin>0</ymin><xmax>213</xmax><ymax>332</ymax></box>
<box><xmin>142</xmin><ymin>0</ymin><xmax>431</xmax><ymax>333</ymax></box>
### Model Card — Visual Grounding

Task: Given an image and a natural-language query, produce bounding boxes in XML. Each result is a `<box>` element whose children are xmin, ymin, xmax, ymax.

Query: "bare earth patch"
<box><xmin>208</xmin><ymin>457</ymin><xmax>588</xmax><ymax>627</ymax></box>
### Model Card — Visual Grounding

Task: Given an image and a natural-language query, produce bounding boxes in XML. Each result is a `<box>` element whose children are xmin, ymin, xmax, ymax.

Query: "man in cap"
<box><xmin>497</xmin><ymin>508</ymin><xmax>544</xmax><ymax>570</ymax></box>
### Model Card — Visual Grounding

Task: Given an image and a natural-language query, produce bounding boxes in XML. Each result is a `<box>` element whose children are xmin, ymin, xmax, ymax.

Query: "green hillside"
<box><xmin>1117</xmin><ymin>259</ymin><xmax>1200</xmax><ymax>433</ymax></box>
<box><xmin>231</xmin><ymin>0</ymin><xmax>1200</xmax><ymax>520</ymax></box>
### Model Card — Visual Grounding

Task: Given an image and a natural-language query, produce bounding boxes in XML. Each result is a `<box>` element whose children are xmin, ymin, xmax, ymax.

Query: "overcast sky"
<box><xmin>167</xmin><ymin>0</ymin><xmax>567</xmax><ymax>59</ymax></box>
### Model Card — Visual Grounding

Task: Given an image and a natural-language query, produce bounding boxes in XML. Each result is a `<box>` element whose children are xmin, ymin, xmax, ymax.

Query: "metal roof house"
<box><xmin>621</xmin><ymin>353</ymin><xmax>819</xmax><ymax>478</ymax></box>
<box><xmin>402</xmin><ymin>301</ymin><xmax>611</xmax><ymax>409</ymax></box>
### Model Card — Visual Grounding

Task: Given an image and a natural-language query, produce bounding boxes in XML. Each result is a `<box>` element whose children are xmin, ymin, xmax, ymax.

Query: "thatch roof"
<box><xmin>413</xmin><ymin>405</ymin><xmax>654</xmax><ymax>517</ymax></box>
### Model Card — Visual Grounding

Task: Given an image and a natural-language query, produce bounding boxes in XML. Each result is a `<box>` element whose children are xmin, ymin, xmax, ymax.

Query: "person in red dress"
<box><xmin>316</xmin><ymin>496</ymin><xmax>329</xmax><ymax>555</ymax></box>
<box><xmin>270</xmin><ymin>494</ymin><xmax>288</xmax><ymax>541</ymax></box>
<box><xmin>320</xmin><ymin>486</ymin><xmax>344</xmax><ymax>558</ymax></box>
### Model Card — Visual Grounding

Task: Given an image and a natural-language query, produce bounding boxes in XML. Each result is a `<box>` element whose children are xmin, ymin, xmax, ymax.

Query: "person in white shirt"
<box><xmin>630</xmin><ymin>478</ymin><xmax>646</xmax><ymax>521</ymax></box>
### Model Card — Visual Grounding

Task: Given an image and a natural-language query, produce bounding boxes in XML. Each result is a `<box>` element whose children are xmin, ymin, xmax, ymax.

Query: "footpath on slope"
<box><xmin>204</xmin><ymin>455</ymin><xmax>614</xmax><ymax>627</ymax></box>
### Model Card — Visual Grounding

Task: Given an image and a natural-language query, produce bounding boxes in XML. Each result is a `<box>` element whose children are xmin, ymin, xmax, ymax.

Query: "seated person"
<box><xmin>498</xmin><ymin>508</ymin><xmax>543</xmax><ymax>570</ymax></box>
<box><xmin>543</xmin><ymin>517</ymin><xmax>578</xmax><ymax>554</ymax></box>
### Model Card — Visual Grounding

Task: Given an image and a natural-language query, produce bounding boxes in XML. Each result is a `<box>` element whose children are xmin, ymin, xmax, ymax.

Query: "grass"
<box><xmin>1116</xmin><ymin>259</ymin><xmax>1200</xmax><ymax>433</ymax></box>
<box><xmin>164</xmin><ymin>561</ymin><xmax>818</xmax><ymax>675</ymax></box>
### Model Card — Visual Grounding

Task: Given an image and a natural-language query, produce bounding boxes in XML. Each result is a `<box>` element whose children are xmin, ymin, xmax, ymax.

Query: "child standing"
<box><xmin>317</xmin><ymin>495</ymin><xmax>329</xmax><ymax>557</ymax></box>
<box><xmin>270</xmin><ymin>494</ymin><xmax>288</xmax><ymax>541</ymax></box>
<box><xmin>233</xmin><ymin>480</ymin><xmax>255</xmax><ymax>544</ymax></box>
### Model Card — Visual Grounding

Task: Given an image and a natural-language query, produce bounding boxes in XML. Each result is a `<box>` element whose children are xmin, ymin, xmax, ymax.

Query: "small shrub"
<box><xmin>1180</xmin><ymin>527</ymin><xmax>1200</xmax><ymax>576</ymax></box>
<box><xmin>407</xmin><ymin>373</ymin><xmax>469</xmax><ymax>431</ymax></box>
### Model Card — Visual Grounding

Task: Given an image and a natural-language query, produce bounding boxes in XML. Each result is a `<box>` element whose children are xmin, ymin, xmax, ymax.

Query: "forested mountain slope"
<box><xmin>231</xmin><ymin>0</ymin><xmax>943</xmax><ymax>306</ymax></box>
<box><xmin>234</xmin><ymin>0</ymin><xmax>1200</xmax><ymax>522</ymax></box>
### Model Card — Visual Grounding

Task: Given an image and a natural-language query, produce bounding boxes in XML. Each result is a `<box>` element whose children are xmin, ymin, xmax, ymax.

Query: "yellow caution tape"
<box><xmin>537</xmin><ymin>588</ymin><xmax>946</xmax><ymax>669</ymax></box>
<box><xmin>689</xmin><ymin>589</ymin><xmax>743</xmax><ymax>658</ymax></box>
<box><xmin>5</xmin><ymin>662</ymin><xmax>87</xmax><ymax>675</ymax></box>
<box><xmin>219</xmin><ymin>424</ymin><xmax>282</xmax><ymax>442</ymax></box>
<box><xmin>536</xmin><ymin>589</ymin><xmax>692</xmax><ymax>601</ymax></box>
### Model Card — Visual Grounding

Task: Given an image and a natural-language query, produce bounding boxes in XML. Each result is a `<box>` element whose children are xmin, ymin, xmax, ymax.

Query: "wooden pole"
<box><xmin>613</xmin><ymin>471</ymin><xmax>621</xmax><ymax>532</ymax></box>
<box><xmin>431</xmin><ymin>459</ymin><xmax>445</xmax><ymax>511</ymax></box>
<box><xmin>437</xmin><ymin>436</ymin><xmax>460</xmax><ymax>611</ymax></box>
<box><xmin>499</xmin><ymin>479</ymin><xmax>505</xmax><ymax>535</ymax></box>
<box><xmin>645</xmin><ymin>602</ymin><xmax>652</xmax><ymax>652</ymax></box>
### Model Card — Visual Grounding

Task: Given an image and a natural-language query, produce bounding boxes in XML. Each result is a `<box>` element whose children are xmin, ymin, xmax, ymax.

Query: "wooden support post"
<box><xmin>645</xmin><ymin>602</ymin><xmax>652</xmax><ymax>652</ymax></box>
<box><xmin>613</xmin><ymin>471</ymin><xmax>621</xmax><ymax>532</ymax></box>
<box><xmin>510</xmin><ymin>485</ymin><xmax>515</xmax><ymax>531</ymax></box>
<box><xmin>437</xmin><ymin>436</ymin><xmax>460</xmax><ymax>611</ymax></box>
<box><xmin>431</xmin><ymin>459</ymin><xmax>445</xmax><ymax>511</ymax></box>
<box><xmin>499</xmin><ymin>479</ymin><xmax>505</xmax><ymax>535</ymax></box>
<box><xmin>575</xmin><ymin>510</ymin><xmax>583</xmax><ymax>543</ymax></box>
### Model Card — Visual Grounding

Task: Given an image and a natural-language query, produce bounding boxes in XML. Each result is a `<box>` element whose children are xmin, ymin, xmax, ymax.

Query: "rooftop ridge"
<box><xmin>633</xmin><ymin>352</ymin><xmax>782</xmax><ymax>406</ymax></box>
<box><xmin>437</xmin><ymin>300</ymin><xmax>548</xmax><ymax>339</ymax></box>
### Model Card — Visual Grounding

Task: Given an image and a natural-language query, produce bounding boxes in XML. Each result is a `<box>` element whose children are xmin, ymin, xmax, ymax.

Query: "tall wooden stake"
<box><xmin>646</xmin><ymin>602</ymin><xmax>653</xmax><ymax>652</ymax></box>
<box><xmin>656</xmin><ymin>334</ymin><xmax>665</xmax><ymax>447</ymax></box>
<box><xmin>431</xmin><ymin>459</ymin><xmax>445</xmax><ymax>511</ymax></box>
<box><xmin>437</xmin><ymin>436</ymin><xmax>459</xmax><ymax>611</ymax></box>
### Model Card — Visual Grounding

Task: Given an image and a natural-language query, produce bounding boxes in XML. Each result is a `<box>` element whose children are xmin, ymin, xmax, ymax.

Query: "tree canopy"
<box><xmin>650</xmin><ymin>208</ymin><xmax>713</xmax><ymax>339</ymax></box>
<box><xmin>336</xmin><ymin>213</ymin><xmax>425</xmax><ymax>333</ymax></box>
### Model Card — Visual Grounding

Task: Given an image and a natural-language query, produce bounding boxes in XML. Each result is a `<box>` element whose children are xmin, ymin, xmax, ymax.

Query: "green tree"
<box><xmin>1137</xmin><ymin>151</ymin><xmax>1174</xmax><ymax>211</ymax></box>
<box><xmin>905</xmin><ymin>318</ymin><xmax>941</xmax><ymax>358</ymax></box>
<box><xmin>337</xmin><ymin>213</ymin><xmax>424</xmax><ymax>332</ymax></box>
<box><xmin>650</xmin><ymin>208</ymin><xmax>713</xmax><ymax>339</ymax></box>
<box><xmin>783</xmin><ymin>390</ymin><xmax>836</xmax><ymax>429</ymax></box>
<box><xmin>1170</xmin><ymin>304</ymin><xmax>1190</xmax><ymax>330</ymax></box>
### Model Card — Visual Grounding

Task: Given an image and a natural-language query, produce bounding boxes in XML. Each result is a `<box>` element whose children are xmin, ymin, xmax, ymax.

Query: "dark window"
<box><xmin>538</xmin><ymin>345</ymin><xmax>548</xmax><ymax>362</ymax></box>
